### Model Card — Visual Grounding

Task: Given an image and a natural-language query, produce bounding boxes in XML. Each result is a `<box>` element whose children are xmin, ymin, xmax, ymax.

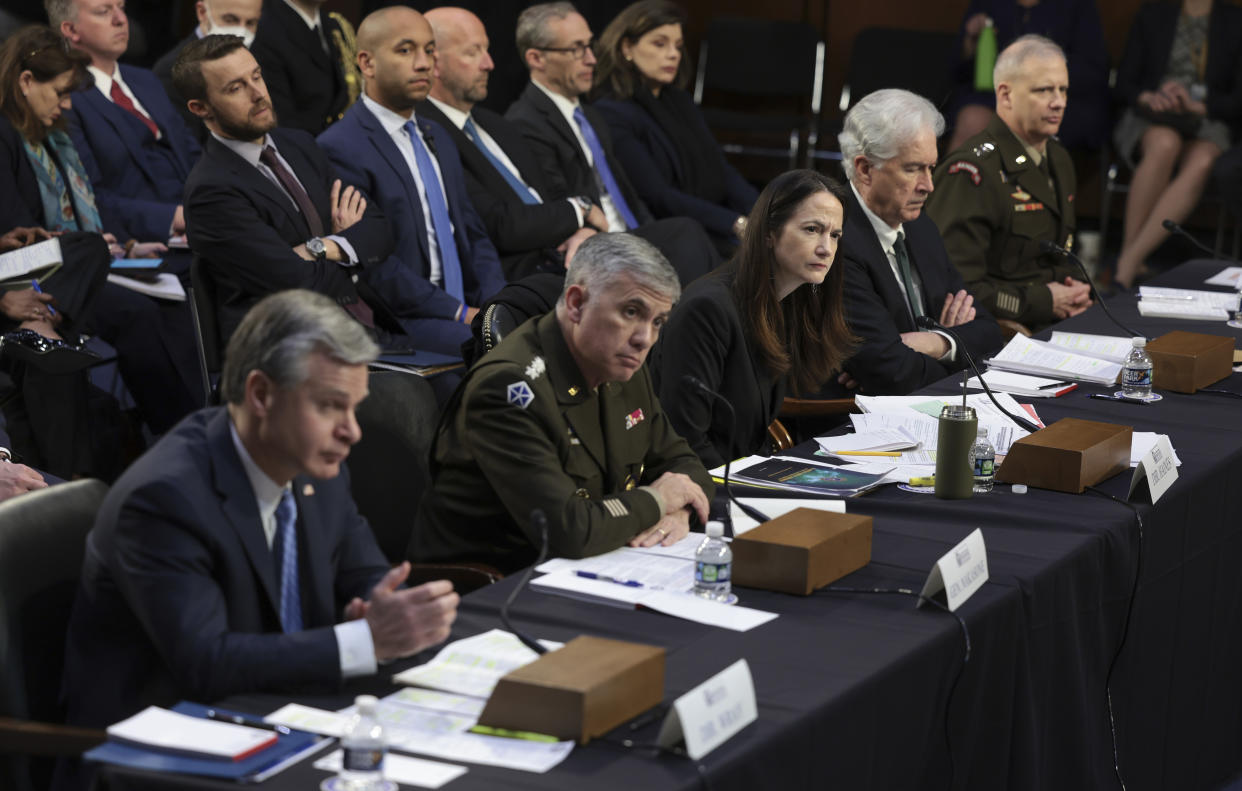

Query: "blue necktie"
<box><xmin>463</xmin><ymin>117</ymin><xmax>539</xmax><ymax>205</ymax></box>
<box><xmin>275</xmin><ymin>490</ymin><xmax>302</xmax><ymax>633</ymax></box>
<box><xmin>572</xmin><ymin>107</ymin><xmax>638</xmax><ymax>229</ymax></box>
<box><xmin>404</xmin><ymin>121</ymin><xmax>465</xmax><ymax>303</ymax></box>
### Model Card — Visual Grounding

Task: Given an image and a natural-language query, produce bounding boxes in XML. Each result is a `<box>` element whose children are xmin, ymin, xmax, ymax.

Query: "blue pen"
<box><xmin>574</xmin><ymin>570</ymin><xmax>644</xmax><ymax>587</ymax></box>
<box><xmin>31</xmin><ymin>279</ymin><xmax>56</xmax><ymax>317</ymax></box>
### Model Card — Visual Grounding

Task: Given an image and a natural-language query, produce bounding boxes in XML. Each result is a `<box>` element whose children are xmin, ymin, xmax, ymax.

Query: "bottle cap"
<box><xmin>1132</xmin><ymin>337</ymin><xmax>1146</xmax><ymax>347</ymax></box>
<box><xmin>356</xmin><ymin>694</ymin><xmax>378</xmax><ymax>713</ymax></box>
<box><xmin>1012</xmin><ymin>484</ymin><xmax>1028</xmax><ymax>494</ymax></box>
<box><xmin>705</xmin><ymin>520</ymin><xmax>724</xmax><ymax>538</ymax></box>
<box><xmin>977</xmin><ymin>427</ymin><xmax>988</xmax><ymax>437</ymax></box>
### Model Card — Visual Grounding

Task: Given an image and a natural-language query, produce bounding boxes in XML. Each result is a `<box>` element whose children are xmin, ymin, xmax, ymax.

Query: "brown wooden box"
<box><xmin>730</xmin><ymin>508</ymin><xmax>872</xmax><ymax>596</ymax></box>
<box><xmin>476</xmin><ymin>635</ymin><xmax>664</xmax><ymax>745</ymax></box>
<box><xmin>1146</xmin><ymin>331</ymin><xmax>1234</xmax><ymax>393</ymax></box>
<box><xmin>995</xmin><ymin>418</ymin><xmax>1131</xmax><ymax>493</ymax></box>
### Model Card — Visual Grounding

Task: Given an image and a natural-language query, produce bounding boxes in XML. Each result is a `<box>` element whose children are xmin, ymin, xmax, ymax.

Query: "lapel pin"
<box><xmin>303</xmin><ymin>483</ymin><xmax>315</xmax><ymax>496</ymax></box>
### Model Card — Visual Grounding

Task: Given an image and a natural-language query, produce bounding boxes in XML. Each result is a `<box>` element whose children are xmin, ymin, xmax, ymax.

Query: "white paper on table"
<box><xmin>846</xmin><ymin>411</ymin><xmax>1023</xmax><ymax>455</ymax></box>
<box><xmin>1138</xmin><ymin>300</ymin><xmax>1231</xmax><ymax>320</ymax></box>
<box><xmin>106</xmin><ymin>706</ymin><xmax>277</xmax><ymax>759</ymax></box>
<box><xmin>1047</xmin><ymin>331</ymin><xmax>1133</xmax><ymax>363</ymax></box>
<box><xmin>530</xmin><ymin>570</ymin><xmax>778</xmax><ymax>631</ymax></box>
<box><xmin>965</xmin><ymin>370</ymin><xmax>1072</xmax><ymax>397</ymax></box>
<box><xmin>1204</xmin><ymin>266</ymin><xmax>1242</xmax><ymax>287</ymax></box>
<box><xmin>728</xmin><ymin>497</ymin><xmax>845</xmax><ymax>535</ymax></box>
<box><xmin>1131</xmin><ymin>432</ymin><xmax>1182</xmax><ymax>467</ymax></box>
<box><xmin>368</xmin><ymin>701</ymin><xmax>475</xmax><ymax>737</ymax></box>
<box><xmin>385</xmin><ymin>687</ymin><xmax>487</xmax><ymax>719</ymax></box>
<box><xmin>813</xmin><ymin>428</ymin><xmax>917</xmax><ymax>453</ymax></box>
<box><xmin>536</xmin><ymin>546</ymin><xmax>694</xmax><ymax>591</ymax></box>
<box><xmin>1139</xmin><ymin>285</ymin><xmax>1241</xmax><ymax>309</ymax></box>
<box><xmin>384</xmin><ymin>729</ymin><xmax>574</xmax><ymax>774</ymax></box>
<box><xmin>265</xmin><ymin>703</ymin><xmax>351</xmax><ymax>737</ymax></box>
<box><xmin>313</xmin><ymin>749</ymin><xmax>468</xmax><ymax>788</ymax></box>
<box><xmin>625</xmin><ymin>536</ymin><xmax>702</xmax><ymax>560</ymax></box>
<box><xmin>391</xmin><ymin>629</ymin><xmax>562</xmax><ymax>698</ymax></box>
<box><xmin>986</xmin><ymin>334</ymin><xmax>1122</xmax><ymax>384</ymax></box>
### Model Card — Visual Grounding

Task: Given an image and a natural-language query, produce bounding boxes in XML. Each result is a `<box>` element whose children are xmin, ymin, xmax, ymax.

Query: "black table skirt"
<box><xmin>96</xmin><ymin>259</ymin><xmax>1242</xmax><ymax>791</ymax></box>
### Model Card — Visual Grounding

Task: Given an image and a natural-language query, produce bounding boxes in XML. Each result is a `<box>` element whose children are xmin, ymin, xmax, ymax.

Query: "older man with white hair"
<box><xmin>823</xmin><ymin>88</ymin><xmax>1001</xmax><ymax>397</ymax></box>
<box><xmin>926</xmin><ymin>34</ymin><xmax>1090</xmax><ymax>332</ymax></box>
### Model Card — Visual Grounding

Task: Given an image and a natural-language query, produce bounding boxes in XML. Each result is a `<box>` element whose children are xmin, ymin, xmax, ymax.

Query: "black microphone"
<box><xmin>1038</xmin><ymin>240</ymin><xmax>1144</xmax><ymax>338</ymax></box>
<box><xmin>916</xmin><ymin>315</ymin><xmax>1043</xmax><ymax>434</ymax></box>
<box><xmin>1162</xmin><ymin>219</ymin><xmax>1237</xmax><ymax>261</ymax></box>
<box><xmin>681</xmin><ymin>374</ymin><xmax>771</xmax><ymax>526</ymax></box>
<box><xmin>499</xmin><ymin>508</ymin><xmax>550</xmax><ymax>655</ymax></box>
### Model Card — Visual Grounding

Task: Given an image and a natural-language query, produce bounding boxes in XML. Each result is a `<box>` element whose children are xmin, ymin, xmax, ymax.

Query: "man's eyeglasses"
<box><xmin>536</xmin><ymin>39</ymin><xmax>594</xmax><ymax>60</ymax></box>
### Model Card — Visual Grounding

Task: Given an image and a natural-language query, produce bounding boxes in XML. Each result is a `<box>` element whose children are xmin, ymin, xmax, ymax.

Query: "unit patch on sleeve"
<box><xmin>947</xmin><ymin>161</ymin><xmax>981</xmax><ymax>185</ymax></box>
<box><xmin>506</xmin><ymin>381</ymin><xmax>535</xmax><ymax>409</ymax></box>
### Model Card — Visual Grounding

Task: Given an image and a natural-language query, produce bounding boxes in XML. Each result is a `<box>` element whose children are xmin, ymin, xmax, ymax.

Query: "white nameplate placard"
<box><xmin>1128</xmin><ymin>434</ymin><xmax>1178</xmax><ymax>504</ymax></box>
<box><xmin>919</xmin><ymin>528</ymin><xmax>988</xmax><ymax>612</ymax></box>
<box><xmin>658</xmin><ymin>659</ymin><xmax>757</xmax><ymax>760</ymax></box>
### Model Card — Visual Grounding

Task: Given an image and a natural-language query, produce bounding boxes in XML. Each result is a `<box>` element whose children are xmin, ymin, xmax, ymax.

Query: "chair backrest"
<box><xmin>189</xmin><ymin>256</ymin><xmax>222</xmax><ymax>403</ymax></box>
<box><xmin>839</xmin><ymin>27</ymin><xmax>957</xmax><ymax>112</ymax></box>
<box><xmin>349</xmin><ymin>372</ymin><xmax>441</xmax><ymax>564</ymax></box>
<box><xmin>0</xmin><ymin>479</ymin><xmax>107</xmax><ymax>791</ymax></box>
<box><xmin>695</xmin><ymin>18</ymin><xmax>824</xmax><ymax>103</ymax></box>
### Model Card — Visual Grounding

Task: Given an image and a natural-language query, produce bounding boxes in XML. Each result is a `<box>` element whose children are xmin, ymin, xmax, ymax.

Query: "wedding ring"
<box><xmin>656</xmin><ymin>528</ymin><xmax>667</xmax><ymax>538</ymax></box>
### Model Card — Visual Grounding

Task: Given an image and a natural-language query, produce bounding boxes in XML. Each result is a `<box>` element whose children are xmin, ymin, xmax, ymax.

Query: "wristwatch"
<box><xmin>306</xmin><ymin>237</ymin><xmax>327</xmax><ymax>262</ymax></box>
<box><xmin>570</xmin><ymin>196</ymin><xmax>600</xmax><ymax>229</ymax></box>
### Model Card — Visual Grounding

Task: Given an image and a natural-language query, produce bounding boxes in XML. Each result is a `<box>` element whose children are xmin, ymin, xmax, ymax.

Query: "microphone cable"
<box><xmin>1039</xmin><ymin>240</ymin><xmax>1145</xmax><ymax>339</ymax></box>
<box><xmin>499</xmin><ymin>508</ymin><xmax>551</xmax><ymax>655</ymax></box>
<box><xmin>681</xmin><ymin>375</ymin><xmax>771</xmax><ymax>526</ymax></box>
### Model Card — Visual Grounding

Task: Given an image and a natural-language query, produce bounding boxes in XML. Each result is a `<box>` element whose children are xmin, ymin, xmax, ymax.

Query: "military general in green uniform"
<box><xmin>926</xmin><ymin>34</ymin><xmax>1094</xmax><ymax>333</ymax></box>
<box><xmin>413</xmin><ymin>233</ymin><xmax>713</xmax><ymax>574</ymax></box>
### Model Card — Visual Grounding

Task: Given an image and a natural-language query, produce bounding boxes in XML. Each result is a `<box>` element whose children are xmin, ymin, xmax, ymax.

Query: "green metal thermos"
<box><xmin>935</xmin><ymin>405</ymin><xmax>977</xmax><ymax>500</ymax></box>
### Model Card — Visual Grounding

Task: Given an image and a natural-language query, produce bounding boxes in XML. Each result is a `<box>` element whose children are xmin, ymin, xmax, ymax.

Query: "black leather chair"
<box><xmin>0</xmin><ymin>479</ymin><xmax>108</xmax><ymax>791</ymax></box>
<box><xmin>188</xmin><ymin>255</ymin><xmax>222</xmax><ymax>405</ymax></box>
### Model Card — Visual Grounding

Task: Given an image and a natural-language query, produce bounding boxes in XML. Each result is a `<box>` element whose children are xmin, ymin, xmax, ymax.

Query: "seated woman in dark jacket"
<box><xmin>591</xmin><ymin>0</ymin><xmax>758</xmax><ymax>256</ymax></box>
<box><xmin>650</xmin><ymin>170</ymin><xmax>853</xmax><ymax>470</ymax></box>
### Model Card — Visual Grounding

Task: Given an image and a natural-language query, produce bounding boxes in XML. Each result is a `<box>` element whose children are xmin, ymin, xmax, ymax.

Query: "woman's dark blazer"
<box><xmin>0</xmin><ymin>115</ymin><xmax>48</xmax><ymax>231</ymax></box>
<box><xmin>594</xmin><ymin>89</ymin><xmax>758</xmax><ymax>243</ymax></box>
<box><xmin>1114</xmin><ymin>0</ymin><xmax>1242</xmax><ymax>135</ymax></box>
<box><xmin>650</xmin><ymin>265</ymin><xmax>783</xmax><ymax>471</ymax></box>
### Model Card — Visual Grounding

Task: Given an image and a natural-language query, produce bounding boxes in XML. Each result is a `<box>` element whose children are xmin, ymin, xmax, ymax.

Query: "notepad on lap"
<box><xmin>106</xmin><ymin>706</ymin><xmax>277</xmax><ymax>761</ymax></box>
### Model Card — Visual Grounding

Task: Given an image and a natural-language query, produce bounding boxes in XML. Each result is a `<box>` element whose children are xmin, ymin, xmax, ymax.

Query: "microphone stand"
<box><xmin>1039</xmin><ymin>240</ymin><xmax>1145</xmax><ymax>338</ymax></box>
<box><xmin>916</xmin><ymin>315</ymin><xmax>1042</xmax><ymax>434</ymax></box>
<box><xmin>499</xmin><ymin>509</ymin><xmax>550</xmax><ymax>655</ymax></box>
<box><xmin>681</xmin><ymin>375</ymin><xmax>771</xmax><ymax>526</ymax></box>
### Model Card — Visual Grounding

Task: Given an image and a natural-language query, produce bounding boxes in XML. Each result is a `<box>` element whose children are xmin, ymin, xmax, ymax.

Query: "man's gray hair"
<box><xmin>838</xmin><ymin>88</ymin><xmax>945</xmax><ymax>182</ymax></box>
<box><xmin>44</xmin><ymin>0</ymin><xmax>77</xmax><ymax>28</ymax></box>
<box><xmin>220</xmin><ymin>290</ymin><xmax>380</xmax><ymax>405</ymax></box>
<box><xmin>516</xmin><ymin>1</ymin><xmax>578</xmax><ymax>67</ymax></box>
<box><xmin>558</xmin><ymin>233</ymin><xmax>680</xmax><ymax>309</ymax></box>
<box><xmin>993</xmin><ymin>34</ymin><xmax>1066</xmax><ymax>87</ymax></box>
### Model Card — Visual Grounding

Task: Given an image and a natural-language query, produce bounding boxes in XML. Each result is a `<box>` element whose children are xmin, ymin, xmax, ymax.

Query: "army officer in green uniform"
<box><xmin>926</xmin><ymin>34</ymin><xmax>1093</xmax><ymax>333</ymax></box>
<box><xmin>413</xmin><ymin>233</ymin><xmax>713</xmax><ymax>574</ymax></box>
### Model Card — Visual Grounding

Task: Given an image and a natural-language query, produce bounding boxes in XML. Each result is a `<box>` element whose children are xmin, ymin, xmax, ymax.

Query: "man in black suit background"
<box><xmin>420</xmin><ymin>6</ymin><xmax>604</xmax><ymax>280</ymax></box>
<box><xmin>503</xmin><ymin>1</ymin><xmax>718</xmax><ymax>285</ymax></box>
<box><xmin>152</xmin><ymin>0</ymin><xmax>262</xmax><ymax>140</ymax></box>
<box><xmin>825</xmin><ymin>88</ymin><xmax>1002</xmax><ymax>397</ymax></box>
<box><xmin>249</xmin><ymin>0</ymin><xmax>359</xmax><ymax>134</ymax></box>
<box><xmin>174</xmin><ymin>35</ymin><xmax>396</xmax><ymax>344</ymax></box>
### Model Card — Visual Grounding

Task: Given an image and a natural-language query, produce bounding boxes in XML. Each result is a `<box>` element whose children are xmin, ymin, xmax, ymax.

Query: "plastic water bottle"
<box><xmin>1121</xmin><ymin>337</ymin><xmax>1153</xmax><ymax>399</ymax></box>
<box><xmin>693</xmin><ymin>521</ymin><xmax>732</xmax><ymax>602</ymax></box>
<box><xmin>969</xmin><ymin>428</ymin><xmax>995</xmax><ymax>493</ymax></box>
<box><xmin>973</xmin><ymin>17</ymin><xmax>997</xmax><ymax>91</ymax></box>
<box><xmin>338</xmin><ymin>695</ymin><xmax>385</xmax><ymax>790</ymax></box>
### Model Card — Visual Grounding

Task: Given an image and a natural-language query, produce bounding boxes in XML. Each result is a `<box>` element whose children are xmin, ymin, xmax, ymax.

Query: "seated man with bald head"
<box><xmin>318</xmin><ymin>5</ymin><xmax>506</xmax><ymax>355</ymax></box>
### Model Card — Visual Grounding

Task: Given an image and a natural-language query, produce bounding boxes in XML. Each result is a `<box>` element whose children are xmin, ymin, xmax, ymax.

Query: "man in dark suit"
<box><xmin>175</xmin><ymin>35</ymin><xmax>397</xmax><ymax>345</ymax></box>
<box><xmin>50</xmin><ymin>0</ymin><xmax>200</xmax><ymax>245</ymax></box>
<box><xmin>421</xmin><ymin>6</ymin><xmax>604</xmax><ymax>282</ymax></box>
<box><xmin>503</xmin><ymin>2</ymin><xmax>718</xmax><ymax>285</ymax></box>
<box><xmin>60</xmin><ymin>289</ymin><xmax>459</xmax><ymax>731</ymax></box>
<box><xmin>318</xmin><ymin>6</ymin><xmax>506</xmax><ymax>356</ymax></box>
<box><xmin>826</xmin><ymin>89</ymin><xmax>1002</xmax><ymax>397</ymax></box>
<box><xmin>250</xmin><ymin>0</ymin><xmax>359</xmax><ymax>135</ymax></box>
<box><xmin>0</xmin><ymin>373</ymin><xmax>49</xmax><ymax>503</ymax></box>
<box><xmin>152</xmin><ymin>0</ymin><xmax>262</xmax><ymax>140</ymax></box>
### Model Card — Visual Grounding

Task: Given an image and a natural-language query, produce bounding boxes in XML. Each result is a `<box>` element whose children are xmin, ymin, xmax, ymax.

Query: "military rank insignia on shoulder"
<box><xmin>947</xmin><ymin>161</ymin><xmax>981</xmax><ymax>185</ymax></box>
<box><xmin>506</xmin><ymin>381</ymin><xmax>535</xmax><ymax>409</ymax></box>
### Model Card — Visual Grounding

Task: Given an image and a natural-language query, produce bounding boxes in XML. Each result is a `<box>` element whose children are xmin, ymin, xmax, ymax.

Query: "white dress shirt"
<box><xmin>849</xmin><ymin>182</ymin><xmax>956</xmax><ymax>362</ymax></box>
<box><xmin>88</xmin><ymin>64</ymin><xmax>160</xmax><ymax>140</ymax></box>
<box><xmin>228</xmin><ymin>423</ymin><xmax>376</xmax><ymax>678</ymax></box>
<box><xmin>531</xmin><ymin>80</ymin><xmax>627</xmax><ymax>232</ymax></box>
<box><xmin>211</xmin><ymin>131</ymin><xmax>356</xmax><ymax>264</ymax></box>
<box><xmin>362</xmin><ymin>94</ymin><xmax>454</xmax><ymax>288</ymax></box>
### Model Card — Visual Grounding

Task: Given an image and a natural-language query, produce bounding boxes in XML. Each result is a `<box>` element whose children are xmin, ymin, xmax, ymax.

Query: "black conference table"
<box><xmin>96</xmin><ymin>259</ymin><xmax>1242</xmax><ymax>791</ymax></box>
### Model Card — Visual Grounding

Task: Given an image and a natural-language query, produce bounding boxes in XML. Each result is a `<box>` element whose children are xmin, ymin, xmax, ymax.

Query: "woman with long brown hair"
<box><xmin>650</xmin><ymin>169</ymin><xmax>853</xmax><ymax>469</ymax></box>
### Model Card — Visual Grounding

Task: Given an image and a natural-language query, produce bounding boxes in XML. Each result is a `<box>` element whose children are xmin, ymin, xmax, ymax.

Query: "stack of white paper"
<box><xmin>965</xmin><ymin>370</ymin><xmax>1076</xmax><ymax>398</ymax></box>
<box><xmin>391</xmin><ymin>629</ymin><xmax>562</xmax><ymax>698</ymax></box>
<box><xmin>986</xmin><ymin>334</ymin><xmax>1122</xmax><ymax>384</ymax></box>
<box><xmin>1204</xmin><ymin>267</ymin><xmax>1242</xmax><ymax>288</ymax></box>
<box><xmin>1138</xmin><ymin>286</ymin><xmax>1240</xmax><ymax>320</ymax></box>
<box><xmin>1046</xmin><ymin>331</ymin><xmax>1133</xmax><ymax>363</ymax></box>
<box><xmin>814</xmin><ymin>428</ymin><xmax>918</xmax><ymax>453</ymax></box>
<box><xmin>107</xmin><ymin>706</ymin><xmax>276</xmax><ymax>760</ymax></box>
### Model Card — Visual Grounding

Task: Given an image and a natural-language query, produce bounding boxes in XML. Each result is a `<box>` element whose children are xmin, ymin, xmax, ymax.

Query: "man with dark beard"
<box><xmin>174</xmin><ymin>34</ymin><xmax>397</xmax><ymax>344</ymax></box>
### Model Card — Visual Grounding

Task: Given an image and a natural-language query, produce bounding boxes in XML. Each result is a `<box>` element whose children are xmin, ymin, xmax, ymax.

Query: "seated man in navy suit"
<box><xmin>175</xmin><ymin>34</ymin><xmax>399</xmax><ymax>346</ymax></box>
<box><xmin>823</xmin><ymin>89</ymin><xmax>1002</xmax><ymax>397</ymax></box>
<box><xmin>318</xmin><ymin>6</ymin><xmax>506</xmax><ymax>355</ymax></box>
<box><xmin>47</xmin><ymin>0</ymin><xmax>200</xmax><ymax>245</ymax></box>
<box><xmin>61</xmin><ymin>289</ymin><xmax>460</xmax><ymax>732</ymax></box>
